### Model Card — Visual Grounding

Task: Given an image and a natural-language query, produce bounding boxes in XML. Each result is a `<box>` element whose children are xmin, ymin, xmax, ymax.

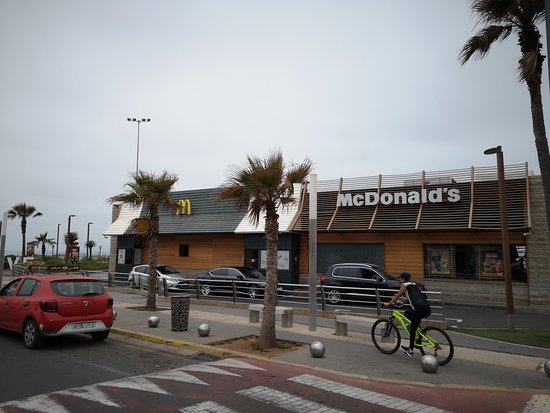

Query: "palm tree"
<box><xmin>86</xmin><ymin>240</ymin><xmax>97</xmax><ymax>260</ymax></box>
<box><xmin>459</xmin><ymin>0</ymin><xmax>550</xmax><ymax>233</ymax></box>
<box><xmin>108</xmin><ymin>170</ymin><xmax>179</xmax><ymax>310</ymax></box>
<box><xmin>218</xmin><ymin>149</ymin><xmax>313</xmax><ymax>350</ymax></box>
<box><xmin>7</xmin><ymin>203</ymin><xmax>43</xmax><ymax>258</ymax></box>
<box><xmin>64</xmin><ymin>232</ymin><xmax>79</xmax><ymax>263</ymax></box>
<box><xmin>34</xmin><ymin>232</ymin><xmax>55</xmax><ymax>261</ymax></box>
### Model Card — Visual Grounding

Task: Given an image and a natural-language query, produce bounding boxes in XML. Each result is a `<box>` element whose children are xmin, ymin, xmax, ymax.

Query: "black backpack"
<box><xmin>406</xmin><ymin>283</ymin><xmax>430</xmax><ymax>308</ymax></box>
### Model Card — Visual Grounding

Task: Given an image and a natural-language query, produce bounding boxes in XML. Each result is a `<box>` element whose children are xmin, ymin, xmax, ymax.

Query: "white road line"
<box><xmin>57</xmin><ymin>386</ymin><xmax>120</xmax><ymax>408</ymax></box>
<box><xmin>0</xmin><ymin>394</ymin><xmax>71</xmax><ymax>413</ymax></box>
<box><xmin>208</xmin><ymin>358</ymin><xmax>265</xmax><ymax>371</ymax></box>
<box><xmin>290</xmin><ymin>374</ymin><xmax>452</xmax><ymax>413</ymax></box>
<box><xmin>182</xmin><ymin>365</ymin><xmax>241</xmax><ymax>376</ymax></box>
<box><xmin>180</xmin><ymin>400</ymin><xmax>240</xmax><ymax>413</ymax></box>
<box><xmin>237</xmin><ymin>386</ymin><xmax>347</xmax><ymax>413</ymax></box>
<box><xmin>106</xmin><ymin>377</ymin><xmax>170</xmax><ymax>395</ymax></box>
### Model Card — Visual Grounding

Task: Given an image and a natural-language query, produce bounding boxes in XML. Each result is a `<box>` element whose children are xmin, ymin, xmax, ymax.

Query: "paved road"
<box><xmin>1</xmin><ymin>357</ymin><xmax>546</xmax><ymax>413</ymax></box>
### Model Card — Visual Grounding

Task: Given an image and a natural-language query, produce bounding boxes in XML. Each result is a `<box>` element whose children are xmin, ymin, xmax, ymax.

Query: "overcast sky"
<box><xmin>0</xmin><ymin>1</ymin><xmax>547</xmax><ymax>255</ymax></box>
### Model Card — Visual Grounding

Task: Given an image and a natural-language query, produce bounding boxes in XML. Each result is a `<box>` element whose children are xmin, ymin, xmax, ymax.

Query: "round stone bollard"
<box><xmin>198</xmin><ymin>323</ymin><xmax>210</xmax><ymax>337</ymax></box>
<box><xmin>309</xmin><ymin>341</ymin><xmax>325</xmax><ymax>358</ymax></box>
<box><xmin>544</xmin><ymin>360</ymin><xmax>550</xmax><ymax>377</ymax></box>
<box><xmin>147</xmin><ymin>315</ymin><xmax>160</xmax><ymax>328</ymax></box>
<box><xmin>420</xmin><ymin>355</ymin><xmax>438</xmax><ymax>374</ymax></box>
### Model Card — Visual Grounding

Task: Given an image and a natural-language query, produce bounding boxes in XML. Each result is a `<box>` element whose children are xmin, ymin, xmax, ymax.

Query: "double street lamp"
<box><xmin>484</xmin><ymin>145</ymin><xmax>514</xmax><ymax>331</ymax></box>
<box><xmin>65</xmin><ymin>214</ymin><xmax>76</xmax><ymax>265</ymax></box>
<box><xmin>127</xmin><ymin>117</ymin><xmax>151</xmax><ymax>174</ymax></box>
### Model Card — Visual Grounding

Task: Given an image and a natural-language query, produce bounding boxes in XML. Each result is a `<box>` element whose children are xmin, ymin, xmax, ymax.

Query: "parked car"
<box><xmin>128</xmin><ymin>265</ymin><xmax>193</xmax><ymax>291</ymax></box>
<box><xmin>195</xmin><ymin>266</ymin><xmax>267</xmax><ymax>299</ymax></box>
<box><xmin>320</xmin><ymin>263</ymin><xmax>424</xmax><ymax>305</ymax></box>
<box><xmin>0</xmin><ymin>274</ymin><xmax>115</xmax><ymax>349</ymax></box>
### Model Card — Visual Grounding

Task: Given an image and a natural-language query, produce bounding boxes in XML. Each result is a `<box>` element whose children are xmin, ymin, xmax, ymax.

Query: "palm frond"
<box><xmin>459</xmin><ymin>25</ymin><xmax>513</xmax><ymax>64</ymax></box>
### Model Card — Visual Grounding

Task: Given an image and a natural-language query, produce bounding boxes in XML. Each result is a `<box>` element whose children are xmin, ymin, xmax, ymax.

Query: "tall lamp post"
<box><xmin>484</xmin><ymin>146</ymin><xmax>514</xmax><ymax>331</ymax></box>
<box><xmin>127</xmin><ymin>117</ymin><xmax>151</xmax><ymax>174</ymax></box>
<box><xmin>86</xmin><ymin>222</ymin><xmax>93</xmax><ymax>259</ymax></box>
<box><xmin>65</xmin><ymin>214</ymin><xmax>76</xmax><ymax>265</ymax></box>
<box><xmin>56</xmin><ymin>223</ymin><xmax>61</xmax><ymax>258</ymax></box>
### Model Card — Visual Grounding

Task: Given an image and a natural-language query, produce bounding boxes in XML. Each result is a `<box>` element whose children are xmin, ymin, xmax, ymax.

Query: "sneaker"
<box><xmin>401</xmin><ymin>346</ymin><xmax>413</xmax><ymax>356</ymax></box>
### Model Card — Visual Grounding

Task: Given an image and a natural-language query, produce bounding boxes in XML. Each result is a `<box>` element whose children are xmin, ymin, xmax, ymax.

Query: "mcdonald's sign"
<box><xmin>177</xmin><ymin>199</ymin><xmax>192</xmax><ymax>215</ymax></box>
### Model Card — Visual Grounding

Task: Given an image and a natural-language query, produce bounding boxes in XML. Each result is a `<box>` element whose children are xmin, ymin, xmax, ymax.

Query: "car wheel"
<box><xmin>248</xmin><ymin>286</ymin><xmax>257</xmax><ymax>299</ymax></box>
<box><xmin>23</xmin><ymin>319</ymin><xmax>43</xmax><ymax>349</ymax></box>
<box><xmin>91</xmin><ymin>330</ymin><xmax>110</xmax><ymax>342</ymax></box>
<box><xmin>200</xmin><ymin>284</ymin><xmax>211</xmax><ymax>296</ymax></box>
<box><xmin>129</xmin><ymin>278</ymin><xmax>137</xmax><ymax>289</ymax></box>
<box><xmin>327</xmin><ymin>289</ymin><xmax>341</xmax><ymax>305</ymax></box>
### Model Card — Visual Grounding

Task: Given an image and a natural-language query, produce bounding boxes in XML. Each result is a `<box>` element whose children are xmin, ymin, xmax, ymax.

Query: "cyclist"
<box><xmin>384</xmin><ymin>272</ymin><xmax>431</xmax><ymax>356</ymax></box>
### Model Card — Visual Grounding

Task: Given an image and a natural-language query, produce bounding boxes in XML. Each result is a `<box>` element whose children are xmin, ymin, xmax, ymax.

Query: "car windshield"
<box><xmin>158</xmin><ymin>266</ymin><xmax>180</xmax><ymax>275</ymax></box>
<box><xmin>52</xmin><ymin>280</ymin><xmax>105</xmax><ymax>297</ymax></box>
<box><xmin>240</xmin><ymin>268</ymin><xmax>264</xmax><ymax>279</ymax></box>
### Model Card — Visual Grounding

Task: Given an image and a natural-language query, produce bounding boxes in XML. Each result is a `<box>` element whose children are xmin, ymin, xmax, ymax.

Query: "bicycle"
<box><xmin>370</xmin><ymin>302</ymin><xmax>454</xmax><ymax>366</ymax></box>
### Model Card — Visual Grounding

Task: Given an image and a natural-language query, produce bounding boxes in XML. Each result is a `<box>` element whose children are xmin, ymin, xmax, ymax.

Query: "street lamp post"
<box><xmin>484</xmin><ymin>146</ymin><xmax>514</xmax><ymax>331</ymax></box>
<box><xmin>56</xmin><ymin>223</ymin><xmax>60</xmax><ymax>258</ymax></box>
<box><xmin>65</xmin><ymin>214</ymin><xmax>76</xmax><ymax>265</ymax></box>
<box><xmin>127</xmin><ymin>117</ymin><xmax>151</xmax><ymax>174</ymax></box>
<box><xmin>86</xmin><ymin>222</ymin><xmax>93</xmax><ymax>259</ymax></box>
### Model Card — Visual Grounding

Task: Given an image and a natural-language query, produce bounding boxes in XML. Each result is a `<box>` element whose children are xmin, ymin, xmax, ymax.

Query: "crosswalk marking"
<box><xmin>107</xmin><ymin>377</ymin><xmax>170</xmax><ymax>394</ymax></box>
<box><xmin>237</xmin><ymin>386</ymin><xmax>347</xmax><ymax>413</ymax></box>
<box><xmin>209</xmin><ymin>358</ymin><xmax>265</xmax><ymax>371</ymax></box>
<box><xmin>57</xmin><ymin>386</ymin><xmax>120</xmax><ymax>408</ymax></box>
<box><xmin>149</xmin><ymin>369</ymin><xmax>210</xmax><ymax>386</ymax></box>
<box><xmin>0</xmin><ymin>394</ymin><xmax>71</xmax><ymax>413</ymax></box>
<box><xmin>180</xmin><ymin>401</ymin><xmax>240</xmax><ymax>413</ymax></box>
<box><xmin>290</xmin><ymin>374</ymin><xmax>451</xmax><ymax>413</ymax></box>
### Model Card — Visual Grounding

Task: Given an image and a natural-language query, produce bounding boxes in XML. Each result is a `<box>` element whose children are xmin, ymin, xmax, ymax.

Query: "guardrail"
<box><xmin>113</xmin><ymin>274</ymin><xmax>446</xmax><ymax>325</ymax></box>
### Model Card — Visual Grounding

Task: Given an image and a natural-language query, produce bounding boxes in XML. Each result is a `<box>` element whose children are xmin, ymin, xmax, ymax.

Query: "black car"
<box><xmin>196</xmin><ymin>267</ymin><xmax>266</xmax><ymax>299</ymax></box>
<box><xmin>320</xmin><ymin>263</ymin><xmax>420</xmax><ymax>305</ymax></box>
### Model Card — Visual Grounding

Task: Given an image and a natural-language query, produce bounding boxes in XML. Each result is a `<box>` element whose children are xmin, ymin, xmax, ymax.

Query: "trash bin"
<box><xmin>171</xmin><ymin>295</ymin><xmax>190</xmax><ymax>331</ymax></box>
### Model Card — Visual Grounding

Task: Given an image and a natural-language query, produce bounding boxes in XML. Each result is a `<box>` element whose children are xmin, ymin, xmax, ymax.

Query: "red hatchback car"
<box><xmin>0</xmin><ymin>274</ymin><xmax>115</xmax><ymax>349</ymax></box>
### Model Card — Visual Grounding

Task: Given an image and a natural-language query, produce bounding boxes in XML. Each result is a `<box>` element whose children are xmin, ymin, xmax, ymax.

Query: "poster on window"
<box><xmin>482</xmin><ymin>251</ymin><xmax>503</xmax><ymax>276</ymax></box>
<box><xmin>118</xmin><ymin>249</ymin><xmax>126</xmax><ymax>264</ymax></box>
<box><xmin>260</xmin><ymin>250</ymin><xmax>290</xmax><ymax>270</ymax></box>
<box><xmin>430</xmin><ymin>249</ymin><xmax>450</xmax><ymax>275</ymax></box>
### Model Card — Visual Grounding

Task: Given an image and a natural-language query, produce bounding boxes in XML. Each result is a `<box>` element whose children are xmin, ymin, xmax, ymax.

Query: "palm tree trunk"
<box><xmin>146</xmin><ymin>209</ymin><xmax>159</xmax><ymax>310</ymax></box>
<box><xmin>20</xmin><ymin>219</ymin><xmax>27</xmax><ymax>258</ymax></box>
<box><xmin>259</xmin><ymin>211</ymin><xmax>279</xmax><ymax>350</ymax></box>
<box><xmin>528</xmin><ymin>81</ymin><xmax>550</xmax><ymax>234</ymax></box>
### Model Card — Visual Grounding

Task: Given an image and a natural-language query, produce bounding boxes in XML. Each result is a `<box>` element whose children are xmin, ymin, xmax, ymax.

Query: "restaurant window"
<box><xmin>424</xmin><ymin>244</ymin><xmax>526</xmax><ymax>282</ymax></box>
<box><xmin>179</xmin><ymin>244</ymin><xmax>189</xmax><ymax>257</ymax></box>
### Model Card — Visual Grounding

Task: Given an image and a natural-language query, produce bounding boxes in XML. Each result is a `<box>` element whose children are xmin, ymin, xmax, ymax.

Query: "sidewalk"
<box><xmin>108</xmin><ymin>289</ymin><xmax>550</xmax><ymax>393</ymax></box>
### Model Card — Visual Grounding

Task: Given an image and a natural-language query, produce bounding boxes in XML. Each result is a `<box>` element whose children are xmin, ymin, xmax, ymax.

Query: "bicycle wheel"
<box><xmin>418</xmin><ymin>326</ymin><xmax>454</xmax><ymax>366</ymax></box>
<box><xmin>371</xmin><ymin>319</ymin><xmax>401</xmax><ymax>354</ymax></box>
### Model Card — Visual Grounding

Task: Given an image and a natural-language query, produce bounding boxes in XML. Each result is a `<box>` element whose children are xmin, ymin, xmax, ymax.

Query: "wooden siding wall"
<box><xmin>299</xmin><ymin>231</ymin><xmax>526</xmax><ymax>280</ymax></box>
<box><xmin>141</xmin><ymin>234</ymin><xmax>245</xmax><ymax>275</ymax></box>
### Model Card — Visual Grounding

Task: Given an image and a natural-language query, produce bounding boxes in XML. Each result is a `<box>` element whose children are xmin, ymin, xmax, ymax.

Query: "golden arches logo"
<box><xmin>177</xmin><ymin>199</ymin><xmax>192</xmax><ymax>215</ymax></box>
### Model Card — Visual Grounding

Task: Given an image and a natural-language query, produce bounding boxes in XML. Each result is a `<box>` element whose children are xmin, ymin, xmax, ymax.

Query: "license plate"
<box><xmin>72</xmin><ymin>322</ymin><xmax>95</xmax><ymax>330</ymax></box>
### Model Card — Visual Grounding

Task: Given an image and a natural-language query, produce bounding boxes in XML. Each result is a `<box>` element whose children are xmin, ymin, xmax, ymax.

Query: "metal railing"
<box><xmin>105</xmin><ymin>272</ymin><xmax>446</xmax><ymax>324</ymax></box>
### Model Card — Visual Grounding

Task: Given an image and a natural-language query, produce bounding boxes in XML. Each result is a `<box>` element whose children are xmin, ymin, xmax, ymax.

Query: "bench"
<box><xmin>334</xmin><ymin>314</ymin><xmax>377</xmax><ymax>336</ymax></box>
<box><xmin>248</xmin><ymin>304</ymin><xmax>294</xmax><ymax>328</ymax></box>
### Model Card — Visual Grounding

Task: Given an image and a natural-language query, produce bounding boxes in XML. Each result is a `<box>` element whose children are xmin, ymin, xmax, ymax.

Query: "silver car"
<box><xmin>128</xmin><ymin>265</ymin><xmax>192</xmax><ymax>291</ymax></box>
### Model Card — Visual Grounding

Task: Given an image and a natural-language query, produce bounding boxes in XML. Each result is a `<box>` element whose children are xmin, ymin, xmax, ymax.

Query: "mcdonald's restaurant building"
<box><xmin>105</xmin><ymin>163</ymin><xmax>550</xmax><ymax>306</ymax></box>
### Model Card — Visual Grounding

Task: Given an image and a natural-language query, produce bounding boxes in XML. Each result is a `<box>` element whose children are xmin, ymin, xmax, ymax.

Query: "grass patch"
<box><xmin>453</xmin><ymin>328</ymin><xmax>550</xmax><ymax>349</ymax></box>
